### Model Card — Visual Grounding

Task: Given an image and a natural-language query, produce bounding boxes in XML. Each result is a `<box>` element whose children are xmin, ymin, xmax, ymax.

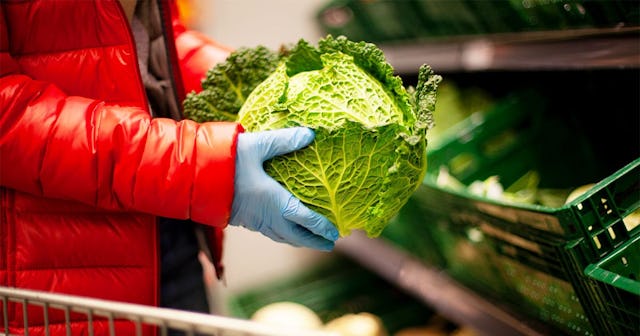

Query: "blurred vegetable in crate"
<box><xmin>251</xmin><ymin>301</ymin><xmax>323</xmax><ymax>330</ymax></box>
<box><xmin>428</xmin><ymin>82</ymin><xmax>494</xmax><ymax>145</ymax></box>
<box><xmin>324</xmin><ymin>313</ymin><xmax>387</xmax><ymax>336</ymax></box>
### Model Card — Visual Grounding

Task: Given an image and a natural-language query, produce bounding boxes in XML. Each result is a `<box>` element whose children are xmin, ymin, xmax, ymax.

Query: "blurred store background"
<box><xmin>182</xmin><ymin>1</ymin><xmax>639</xmax><ymax>335</ymax></box>
<box><xmin>186</xmin><ymin>0</ymin><xmax>328</xmax><ymax>50</ymax></box>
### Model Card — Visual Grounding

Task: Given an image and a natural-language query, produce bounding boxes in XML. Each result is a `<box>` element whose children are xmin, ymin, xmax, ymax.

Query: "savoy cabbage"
<box><xmin>184</xmin><ymin>35</ymin><xmax>441</xmax><ymax>238</ymax></box>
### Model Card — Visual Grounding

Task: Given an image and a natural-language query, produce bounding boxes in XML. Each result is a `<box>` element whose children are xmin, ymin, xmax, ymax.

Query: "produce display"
<box><xmin>435</xmin><ymin>168</ymin><xmax>573</xmax><ymax>208</ymax></box>
<box><xmin>427</xmin><ymin>85</ymin><xmax>621</xmax><ymax>210</ymax></box>
<box><xmin>251</xmin><ymin>304</ymin><xmax>389</xmax><ymax>336</ymax></box>
<box><xmin>184</xmin><ymin>35</ymin><xmax>441</xmax><ymax>238</ymax></box>
<box><xmin>250</xmin><ymin>301</ymin><xmax>476</xmax><ymax>336</ymax></box>
<box><xmin>228</xmin><ymin>255</ymin><xmax>440</xmax><ymax>334</ymax></box>
<box><xmin>250</xmin><ymin>301</ymin><xmax>323</xmax><ymax>329</ymax></box>
<box><xmin>427</xmin><ymin>81</ymin><xmax>494</xmax><ymax>145</ymax></box>
<box><xmin>324</xmin><ymin>313</ymin><xmax>387</xmax><ymax>336</ymax></box>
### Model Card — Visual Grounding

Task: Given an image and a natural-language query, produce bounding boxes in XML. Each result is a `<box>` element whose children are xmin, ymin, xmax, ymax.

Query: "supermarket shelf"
<box><xmin>335</xmin><ymin>231</ymin><xmax>556</xmax><ymax>336</ymax></box>
<box><xmin>380</xmin><ymin>27</ymin><xmax>640</xmax><ymax>72</ymax></box>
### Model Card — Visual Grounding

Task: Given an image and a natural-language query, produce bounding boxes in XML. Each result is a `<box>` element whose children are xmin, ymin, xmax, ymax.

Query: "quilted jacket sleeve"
<box><xmin>0</xmin><ymin>71</ymin><xmax>242</xmax><ymax>229</ymax></box>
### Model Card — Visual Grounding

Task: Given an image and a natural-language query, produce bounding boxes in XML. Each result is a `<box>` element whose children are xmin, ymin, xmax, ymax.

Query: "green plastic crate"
<box><xmin>227</xmin><ymin>256</ymin><xmax>435</xmax><ymax>334</ymax></box>
<box><xmin>579</xmin><ymin>235</ymin><xmax>640</xmax><ymax>335</ymax></box>
<box><xmin>402</xmin><ymin>90</ymin><xmax>639</xmax><ymax>335</ymax></box>
<box><xmin>412</xmin><ymin>185</ymin><xmax>597</xmax><ymax>335</ymax></box>
<box><xmin>381</xmin><ymin>197</ymin><xmax>446</xmax><ymax>268</ymax></box>
<box><xmin>411</xmin><ymin>163</ymin><xmax>639</xmax><ymax>335</ymax></box>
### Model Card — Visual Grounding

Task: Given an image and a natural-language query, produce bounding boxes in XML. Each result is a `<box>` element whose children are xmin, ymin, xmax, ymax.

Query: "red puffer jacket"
<box><xmin>0</xmin><ymin>0</ymin><xmax>238</xmax><ymax>334</ymax></box>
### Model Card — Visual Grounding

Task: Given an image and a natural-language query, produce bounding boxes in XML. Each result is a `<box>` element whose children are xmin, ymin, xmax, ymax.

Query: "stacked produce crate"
<box><xmin>402</xmin><ymin>88</ymin><xmax>639</xmax><ymax>335</ymax></box>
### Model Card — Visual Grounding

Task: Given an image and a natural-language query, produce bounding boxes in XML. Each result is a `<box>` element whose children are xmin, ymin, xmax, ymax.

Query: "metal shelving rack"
<box><xmin>379</xmin><ymin>27</ymin><xmax>640</xmax><ymax>73</ymax></box>
<box><xmin>336</xmin><ymin>26</ymin><xmax>640</xmax><ymax>336</ymax></box>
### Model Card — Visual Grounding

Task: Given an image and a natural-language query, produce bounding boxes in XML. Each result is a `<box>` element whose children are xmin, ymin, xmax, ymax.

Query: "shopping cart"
<box><xmin>0</xmin><ymin>286</ymin><xmax>337</xmax><ymax>336</ymax></box>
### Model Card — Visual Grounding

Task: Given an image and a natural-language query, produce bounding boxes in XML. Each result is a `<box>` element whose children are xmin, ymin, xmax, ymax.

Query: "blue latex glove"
<box><xmin>230</xmin><ymin>127</ymin><xmax>339</xmax><ymax>251</ymax></box>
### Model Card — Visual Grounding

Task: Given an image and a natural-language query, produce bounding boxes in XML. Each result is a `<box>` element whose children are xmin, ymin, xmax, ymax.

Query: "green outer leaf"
<box><xmin>183</xmin><ymin>46</ymin><xmax>280</xmax><ymax>122</ymax></box>
<box><xmin>414</xmin><ymin>65</ymin><xmax>442</xmax><ymax>135</ymax></box>
<box><xmin>284</xmin><ymin>39</ymin><xmax>323</xmax><ymax>76</ymax></box>
<box><xmin>183</xmin><ymin>90</ymin><xmax>238</xmax><ymax>122</ymax></box>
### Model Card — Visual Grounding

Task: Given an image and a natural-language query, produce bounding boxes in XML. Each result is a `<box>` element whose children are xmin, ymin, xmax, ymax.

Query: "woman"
<box><xmin>0</xmin><ymin>0</ymin><xmax>338</xmax><ymax>334</ymax></box>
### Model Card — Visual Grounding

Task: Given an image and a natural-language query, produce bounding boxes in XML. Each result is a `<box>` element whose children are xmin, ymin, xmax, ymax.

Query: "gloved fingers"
<box><xmin>236</xmin><ymin>217</ymin><xmax>293</xmax><ymax>246</ymax></box>
<box><xmin>282</xmin><ymin>195</ymin><xmax>340</xmax><ymax>242</ymax></box>
<box><xmin>259</xmin><ymin>127</ymin><xmax>315</xmax><ymax>161</ymax></box>
<box><xmin>281</xmin><ymin>223</ymin><xmax>335</xmax><ymax>251</ymax></box>
<box><xmin>259</xmin><ymin>226</ymin><xmax>290</xmax><ymax>245</ymax></box>
<box><xmin>259</xmin><ymin>222</ymin><xmax>334</xmax><ymax>251</ymax></box>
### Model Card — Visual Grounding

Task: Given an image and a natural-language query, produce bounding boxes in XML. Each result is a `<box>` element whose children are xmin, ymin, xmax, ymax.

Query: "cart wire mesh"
<box><xmin>0</xmin><ymin>286</ymin><xmax>337</xmax><ymax>336</ymax></box>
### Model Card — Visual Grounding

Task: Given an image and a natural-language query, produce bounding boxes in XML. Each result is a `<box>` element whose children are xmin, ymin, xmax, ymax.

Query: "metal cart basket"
<box><xmin>0</xmin><ymin>286</ymin><xmax>337</xmax><ymax>336</ymax></box>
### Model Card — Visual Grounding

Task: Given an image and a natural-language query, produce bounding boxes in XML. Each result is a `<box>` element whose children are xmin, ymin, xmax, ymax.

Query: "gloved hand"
<box><xmin>230</xmin><ymin>127</ymin><xmax>339</xmax><ymax>251</ymax></box>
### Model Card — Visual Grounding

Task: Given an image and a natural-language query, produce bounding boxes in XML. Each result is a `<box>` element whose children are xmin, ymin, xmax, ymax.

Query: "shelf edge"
<box><xmin>335</xmin><ymin>231</ymin><xmax>555</xmax><ymax>336</ymax></box>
